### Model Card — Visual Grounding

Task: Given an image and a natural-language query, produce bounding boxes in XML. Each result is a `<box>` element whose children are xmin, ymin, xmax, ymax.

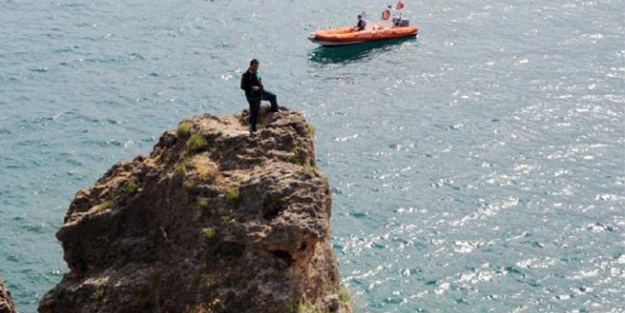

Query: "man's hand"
<box><xmin>252</xmin><ymin>86</ymin><xmax>260</xmax><ymax>91</ymax></box>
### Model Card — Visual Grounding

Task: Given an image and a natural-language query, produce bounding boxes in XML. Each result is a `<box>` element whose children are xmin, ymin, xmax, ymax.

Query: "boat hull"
<box><xmin>310</xmin><ymin>26</ymin><xmax>418</xmax><ymax>47</ymax></box>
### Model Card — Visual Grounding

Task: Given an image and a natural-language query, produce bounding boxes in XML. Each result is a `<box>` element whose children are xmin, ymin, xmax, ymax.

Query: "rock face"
<box><xmin>39</xmin><ymin>107</ymin><xmax>353</xmax><ymax>313</ymax></box>
<box><xmin>0</xmin><ymin>274</ymin><xmax>16</xmax><ymax>313</ymax></box>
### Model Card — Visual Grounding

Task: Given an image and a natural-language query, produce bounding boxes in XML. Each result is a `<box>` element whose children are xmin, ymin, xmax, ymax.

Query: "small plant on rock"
<box><xmin>307</xmin><ymin>124</ymin><xmax>316</xmax><ymax>137</ymax></box>
<box><xmin>185</xmin><ymin>299</ymin><xmax>224</xmax><ymax>313</ymax></box>
<box><xmin>177</xmin><ymin>121</ymin><xmax>193</xmax><ymax>137</ymax></box>
<box><xmin>274</xmin><ymin>197</ymin><xmax>286</xmax><ymax>204</ymax></box>
<box><xmin>91</xmin><ymin>288</ymin><xmax>105</xmax><ymax>302</ymax></box>
<box><xmin>292</xmin><ymin>300</ymin><xmax>321</xmax><ymax>313</ymax></box>
<box><xmin>187</xmin><ymin>134</ymin><xmax>209</xmax><ymax>154</ymax></box>
<box><xmin>339</xmin><ymin>286</ymin><xmax>351</xmax><ymax>303</ymax></box>
<box><xmin>201</xmin><ymin>227</ymin><xmax>216</xmax><ymax>240</ymax></box>
<box><xmin>183</xmin><ymin>179</ymin><xmax>195</xmax><ymax>193</ymax></box>
<box><xmin>192</xmin><ymin>157</ymin><xmax>218</xmax><ymax>180</ymax></box>
<box><xmin>95</xmin><ymin>200</ymin><xmax>113</xmax><ymax>213</ymax></box>
<box><xmin>304</xmin><ymin>162</ymin><xmax>315</xmax><ymax>171</ymax></box>
<box><xmin>196</xmin><ymin>197</ymin><xmax>210</xmax><ymax>210</ymax></box>
<box><xmin>123</xmin><ymin>177</ymin><xmax>141</xmax><ymax>196</ymax></box>
<box><xmin>217</xmin><ymin>208</ymin><xmax>234</xmax><ymax>225</ymax></box>
<box><xmin>289</xmin><ymin>156</ymin><xmax>305</xmax><ymax>166</ymax></box>
<box><xmin>176</xmin><ymin>158</ymin><xmax>191</xmax><ymax>175</ymax></box>
<box><xmin>225</xmin><ymin>186</ymin><xmax>240</xmax><ymax>204</ymax></box>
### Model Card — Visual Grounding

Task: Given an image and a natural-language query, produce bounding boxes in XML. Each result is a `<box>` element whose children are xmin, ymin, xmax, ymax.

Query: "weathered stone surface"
<box><xmin>39</xmin><ymin>107</ymin><xmax>353</xmax><ymax>313</ymax></box>
<box><xmin>0</xmin><ymin>274</ymin><xmax>16</xmax><ymax>313</ymax></box>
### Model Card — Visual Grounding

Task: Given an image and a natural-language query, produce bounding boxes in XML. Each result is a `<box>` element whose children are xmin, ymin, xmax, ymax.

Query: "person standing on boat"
<box><xmin>354</xmin><ymin>14</ymin><xmax>367</xmax><ymax>31</ymax></box>
<box><xmin>393</xmin><ymin>1</ymin><xmax>405</xmax><ymax>26</ymax></box>
<box><xmin>240</xmin><ymin>59</ymin><xmax>279</xmax><ymax>133</ymax></box>
<box><xmin>395</xmin><ymin>1</ymin><xmax>405</xmax><ymax>11</ymax></box>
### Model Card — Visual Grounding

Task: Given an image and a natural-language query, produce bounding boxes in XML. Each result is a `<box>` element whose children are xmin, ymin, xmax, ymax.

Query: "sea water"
<box><xmin>0</xmin><ymin>0</ymin><xmax>623</xmax><ymax>312</ymax></box>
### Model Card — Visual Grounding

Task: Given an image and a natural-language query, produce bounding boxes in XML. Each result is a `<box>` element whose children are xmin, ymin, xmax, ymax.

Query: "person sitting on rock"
<box><xmin>240</xmin><ymin>59</ymin><xmax>279</xmax><ymax>133</ymax></box>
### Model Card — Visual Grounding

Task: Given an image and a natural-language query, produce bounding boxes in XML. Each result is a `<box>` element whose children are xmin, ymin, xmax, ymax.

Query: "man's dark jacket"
<box><xmin>240</xmin><ymin>70</ymin><xmax>262</xmax><ymax>98</ymax></box>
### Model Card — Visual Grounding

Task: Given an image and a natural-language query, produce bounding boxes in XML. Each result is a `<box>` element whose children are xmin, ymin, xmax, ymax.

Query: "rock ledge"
<box><xmin>0</xmin><ymin>274</ymin><xmax>16</xmax><ymax>313</ymax></box>
<box><xmin>39</xmin><ymin>107</ymin><xmax>353</xmax><ymax>313</ymax></box>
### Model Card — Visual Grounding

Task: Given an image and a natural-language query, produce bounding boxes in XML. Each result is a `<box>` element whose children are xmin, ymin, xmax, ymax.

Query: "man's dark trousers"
<box><xmin>246</xmin><ymin>90</ymin><xmax>279</xmax><ymax>132</ymax></box>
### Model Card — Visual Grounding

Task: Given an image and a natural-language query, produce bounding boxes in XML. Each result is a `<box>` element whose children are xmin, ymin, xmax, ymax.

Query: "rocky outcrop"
<box><xmin>0</xmin><ymin>274</ymin><xmax>16</xmax><ymax>313</ymax></box>
<box><xmin>39</xmin><ymin>107</ymin><xmax>353</xmax><ymax>313</ymax></box>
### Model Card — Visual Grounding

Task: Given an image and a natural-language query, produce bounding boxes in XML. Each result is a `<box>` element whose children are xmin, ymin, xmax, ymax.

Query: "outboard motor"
<box><xmin>392</xmin><ymin>17</ymin><xmax>410</xmax><ymax>27</ymax></box>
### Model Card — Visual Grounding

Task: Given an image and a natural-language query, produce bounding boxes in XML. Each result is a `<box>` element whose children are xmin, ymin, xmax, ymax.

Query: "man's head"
<box><xmin>358</xmin><ymin>15</ymin><xmax>362</xmax><ymax>19</ymax></box>
<box><xmin>250</xmin><ymin>59</ymin><xmax>259</xmax><ymax>72</ymax></box>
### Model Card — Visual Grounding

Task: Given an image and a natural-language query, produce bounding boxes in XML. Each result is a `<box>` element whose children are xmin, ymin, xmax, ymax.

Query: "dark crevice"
<box><xmin>299</xmin><ymin>242</ymin><xmax>308</xmax><ymax>251</ymax></box>
<box><xmin>270</xmin><ymin>250</ymin><xmax>294</xmax><ymax>266</ymax></box>
<box><xmin>211</xmin><ymin>241</ymin><xmax>246</xmax><ymax>258</ymax></box>
<box><xmin>262</xmin><ymin>200</ymin><xmax>287</xmax><ymax>220</ymax></box>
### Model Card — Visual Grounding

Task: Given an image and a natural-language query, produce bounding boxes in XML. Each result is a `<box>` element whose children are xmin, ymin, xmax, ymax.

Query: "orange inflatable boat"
<box><xmin>309</xmin><ymin>25</ymin><xmax>418</xmax><ymax>46</ymax></box>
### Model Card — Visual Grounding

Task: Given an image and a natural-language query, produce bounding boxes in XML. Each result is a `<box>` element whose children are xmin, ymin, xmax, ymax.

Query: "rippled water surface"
<box><xmin>1</xmin><ymin>0</ymin><xmax>624</xmax><ymax>312</ymax></box>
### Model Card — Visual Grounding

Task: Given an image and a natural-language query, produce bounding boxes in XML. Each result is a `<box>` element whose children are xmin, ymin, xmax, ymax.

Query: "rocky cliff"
<box><xmin>0</xmin><ymin>274</ymin><xmax>16</xmax><ymax>313</ymax></box>
<box><xmin>39</xmin><ymin>107</ymin><xmax>353</xmax><ymax>313</ymax></box>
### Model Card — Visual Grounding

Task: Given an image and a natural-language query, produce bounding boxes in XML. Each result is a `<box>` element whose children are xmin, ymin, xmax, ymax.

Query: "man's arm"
<box><xmin>240</xmin><ymin>73</ymin><xmax>248</xmax><ymax>91</ymax></box>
